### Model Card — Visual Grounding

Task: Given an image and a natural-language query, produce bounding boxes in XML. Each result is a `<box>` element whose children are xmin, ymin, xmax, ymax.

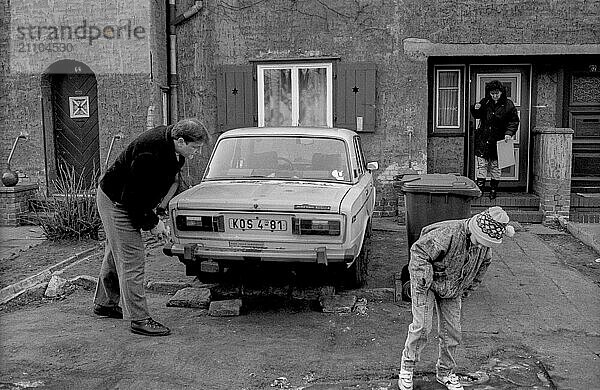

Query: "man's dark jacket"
<box><xmin>100</xmin><ymin>125</ymin><xmax>184</xmax><ymax>230</ymax></box>
<box><xmin>470</xmin><ymin>85</ymin><xmax>519</xmax><ymax>160</ymax></box>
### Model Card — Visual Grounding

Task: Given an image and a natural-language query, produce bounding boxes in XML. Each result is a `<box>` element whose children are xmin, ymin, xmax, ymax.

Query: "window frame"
<box><xmin>433</xmin><ymin>65</ymin><xmax>466</xmax><ymax>134</ymax></box>
<box><xmin>352</xmin><ymin>136</ymin><xmax>366</xmax><ymax>179</ymax></box>
<box><xmin>257</xmin><ymin>62</ymin><xmax>334</xmax><ymax>128</ymax></box>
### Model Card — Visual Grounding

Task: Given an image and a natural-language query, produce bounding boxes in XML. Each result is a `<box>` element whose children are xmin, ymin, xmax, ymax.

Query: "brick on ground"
<box><xmin>319</xmin><ymin>294</ymin><xmax>357</xmax><ymax>314</ymax></box>
<box><xmin>209</xmin><ymin>299</ymin><xmax>242</xmax><ymax>316</ymax></box>
<box><xmin>146</xmin><ymin>281</ymin><xmax>192</xmax><ymax>294</ymax></box>
<box><xmin>166</xmin><ymin>287</ymin><xmax>211</xmax><ymax>309</ymax></box>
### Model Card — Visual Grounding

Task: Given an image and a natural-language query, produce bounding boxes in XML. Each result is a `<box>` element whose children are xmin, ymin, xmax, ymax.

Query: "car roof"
<box><xmin>219</xmin><ymin>127</ymin><xmax>358</xmax><ymax>142</ymax></box>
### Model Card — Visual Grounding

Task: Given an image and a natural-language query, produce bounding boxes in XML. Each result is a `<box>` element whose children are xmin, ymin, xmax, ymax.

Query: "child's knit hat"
<box><xmin>468</xmin><ymin>206</ymin><xmax>515</xmax><ymax>248</ymax></box>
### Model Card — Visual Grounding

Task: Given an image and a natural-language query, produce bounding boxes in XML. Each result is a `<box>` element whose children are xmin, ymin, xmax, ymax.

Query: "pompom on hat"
<box><xmin>468</xmin><ymin>206</ymin><xmax>515</xmax><ymax>248</ymax></box>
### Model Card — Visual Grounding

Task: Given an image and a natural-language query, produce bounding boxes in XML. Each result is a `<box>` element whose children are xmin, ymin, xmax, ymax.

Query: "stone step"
<box><xmin>471</xmin><ymin>192</ymin><xmax>540</xmax><ymax>210</ymax></box>
<box><xmin>471</xmin><ymin>209</ymin><xmax>545</xmax><ymax>224</ymax></box>
<box><xmin>568</xmin><ymin>212</ymin><xmax>600</xmax><ymax>223</ymax></box>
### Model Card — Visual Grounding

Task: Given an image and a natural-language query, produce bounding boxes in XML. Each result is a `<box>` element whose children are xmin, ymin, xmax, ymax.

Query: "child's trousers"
<box><xmin>400</xmin><ymin>281</ymin><xmax>462</xmax><ymax>377</ymax></box>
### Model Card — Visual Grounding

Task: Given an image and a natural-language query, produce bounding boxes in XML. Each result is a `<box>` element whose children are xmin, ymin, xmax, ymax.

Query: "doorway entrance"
<box><xmin>468</xmin><ymin>65</ymin><xmax>531</xmax><ymax>191</ymax></box>
<box><xmin>41</xmin><ymin>60</ymin><xmax>100</xmax><ymax>190</ymax></box>
<box><xmin>564</xmin><ymin>70</ymin><xmax>600</xmax><ymax>193</ymax></box>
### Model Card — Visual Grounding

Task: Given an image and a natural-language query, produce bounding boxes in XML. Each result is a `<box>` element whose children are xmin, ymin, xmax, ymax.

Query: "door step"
<box><xmin>471</xmin><ymin>193</ymin><xmax>543</xmax><ymax>223</ymax></box>
<box><xmin>570</xmin><ymin>193</ymin><xmax>600</xmax><ymax>223</ymax></box>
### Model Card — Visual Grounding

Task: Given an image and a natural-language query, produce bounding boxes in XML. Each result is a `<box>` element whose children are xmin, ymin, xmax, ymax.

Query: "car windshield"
<box><xmin>204</xmin><ymin>136</ymin><xmax>351</xmax><ymax>183</ymax></box>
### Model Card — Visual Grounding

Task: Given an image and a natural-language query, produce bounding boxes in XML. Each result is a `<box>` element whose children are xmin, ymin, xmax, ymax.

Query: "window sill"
<box><xmin>428</xmin><ymin>132</ymin><xmax>465</xmax><ymax>137</ymax></box>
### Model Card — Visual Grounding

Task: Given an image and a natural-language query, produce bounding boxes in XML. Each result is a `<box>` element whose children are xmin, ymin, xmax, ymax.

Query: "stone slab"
<box><xmin>166</xmin><ymin>287</ymin><xmax>211</xmax><ymax>309</ymax></box>
<box><xmin>208</xmin><ymin>299</ymin><xmax>242</xmax><ymax>316</ymax></box>
<box><xmin>319</xmin><ymin>294</ymin><xmax>357</xmax><ymax>314</ymax></box>
<box><xmin>146</xmin><ymin>281</ymin><xmax>192</xmax><ymax>294</ymax></box>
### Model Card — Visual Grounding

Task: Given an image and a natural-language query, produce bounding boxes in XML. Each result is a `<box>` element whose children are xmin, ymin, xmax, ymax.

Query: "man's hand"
<box><xmin>504</xmin><ymin>134</ymin><xmax>512</xmax><ymax>142</ymax></box>
<box><xmin>474</xmin><ymin>103</ymin><xmax>481</xmax><ymax>110</ymax></box>
<box><xmin>150</xmin><ymin>220</ymin><xmax>170</xmax><ymax>240</ymax></box>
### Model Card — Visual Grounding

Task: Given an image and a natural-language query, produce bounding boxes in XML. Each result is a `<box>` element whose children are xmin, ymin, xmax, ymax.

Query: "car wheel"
<box><xmin>347</xmin><ymin>222</ymin><xmax>371</xmax><ymax>288</ymax></box>
<box><xmin>400</xmin><ymin>264</ymin><xmax>411</xmax><ymax>302</ymax></box>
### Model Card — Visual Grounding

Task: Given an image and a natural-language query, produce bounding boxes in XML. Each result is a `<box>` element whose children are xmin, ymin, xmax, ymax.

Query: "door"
<box><xmin>564</xmin><ymin>71</ymin><xmax>600</xmax><ymax>193</ymax></box>
<box><xmin>50</xmin><ymin>73</ymin><xmax>100</xmax><ymax>188</ymax></box>
<box><xmin>468</xmin><ymin>65</ymin><xmax>531</xmax><ymax>190</ymax></box>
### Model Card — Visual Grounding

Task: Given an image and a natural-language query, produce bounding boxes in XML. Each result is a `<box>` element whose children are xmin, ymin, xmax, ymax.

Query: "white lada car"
<box><xmin>163</xmin><ymin>127</ymin><xmax>378</xmax><ymax>286</ymax></box>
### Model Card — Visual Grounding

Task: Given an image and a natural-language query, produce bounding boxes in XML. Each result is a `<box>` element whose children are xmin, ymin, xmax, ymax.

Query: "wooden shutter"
<box><xmin>216</xmin><ymin>65</ymin><xmax>257</xmax><ymax>131</ymax></box>
<box><xmin>335</xmin><ymin>63</ymin><xmax>376</xmax><ymax>132</ymax></box>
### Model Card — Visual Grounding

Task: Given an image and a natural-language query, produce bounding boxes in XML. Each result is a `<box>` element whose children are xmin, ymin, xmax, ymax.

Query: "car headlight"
<box><xmin>175</xmin><ymin>215</ymin><xmax>225</xmax><ymax>232</ymax></box>
<box><xmin>291</xmin><ymin>217</ymin><xmax>341</xmax><ymax>236</ymax></box>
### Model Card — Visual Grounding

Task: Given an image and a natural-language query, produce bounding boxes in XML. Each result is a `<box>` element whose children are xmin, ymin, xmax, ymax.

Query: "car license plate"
<box><xmin>229</xmin><ymin>218</ymin><xmax>287</xmax><ymax>231</ymax></box>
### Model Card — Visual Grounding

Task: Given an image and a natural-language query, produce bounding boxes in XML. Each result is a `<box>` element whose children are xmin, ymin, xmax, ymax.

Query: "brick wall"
<box><xmin>532</xmin><ymin>127</ymin><xmax>574</xmax><ymax>225</ymax></box>
<box><xmin>1</xmin><ymin>0</ymin><xmax>168</xmax><ymax>193</ymax></box>
<box><xmin>427</xmin><ymin>137</ymin><xmax>465</xmax><ymax>175</ymax></box>
<box><xmin>534</xmin><ymin>66</ymin><xmax>562</xmax><ymax>128</ymax></box>
<box><xmin>174</xmin><ymin>0</ymin><xmax>599</xmax><ymax>217</ymax></box>
<box><xmin>0</xmin><ymin>184</ymin><xmax>38</xmax><ymax>226</ymax></box>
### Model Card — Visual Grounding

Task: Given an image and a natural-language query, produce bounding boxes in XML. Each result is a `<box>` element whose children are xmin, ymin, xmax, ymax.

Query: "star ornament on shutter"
<box><xmin>69</xmin><ymin>96</ymin><xmax>90</xmax><ymax>118</ymax></box>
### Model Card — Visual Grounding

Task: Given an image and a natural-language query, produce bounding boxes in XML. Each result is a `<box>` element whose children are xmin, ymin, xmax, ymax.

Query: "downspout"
<box><xmin>167</xmin><ymin>0</ymin><xmax>177</xmax><ymax>124</ymax></box>
<box><xmin>174</xmin><ymin>1</ymin><xmax>203</xmax><ymax>25</ymax></box>
<box><xmin>168</xmin><ymin>0</ymin><xmax>203</xmax><ymax>123</ymax></box>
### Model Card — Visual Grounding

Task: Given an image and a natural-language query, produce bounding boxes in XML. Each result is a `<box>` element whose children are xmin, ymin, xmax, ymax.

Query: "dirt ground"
<box><xmin>0</xmin><ymin>222</ymin><xmax>598</xmax><ymax>389</ymax></box>
<box><xmin>0</xmin><ymin>239</ymin><xmax>98</xmax><ymax>289</ymax></box>
<box><xmin>537</xmin><ymin>233</ymin><xmax>600</xmax><ymax>288</ymax></box>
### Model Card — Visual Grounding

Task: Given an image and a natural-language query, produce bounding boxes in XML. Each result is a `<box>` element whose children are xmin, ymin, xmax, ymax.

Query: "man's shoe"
<box><xmin>436</xmin><ymin>373</ymin><xmax>464</xmax><ymax>390</ymax></box>
<box><xmin>93</xmin><ymin>304</ymin><xmax>123</xmax><ymax>319</ymax></box>
<box><xmin>397</xmin><ymin>369</ymin><xmax>413</xmax><ymax>390</ymax></box>
<box><xmin>130</xmin><ymin>318</ymin><xmax>171</xmax><ymax>336</ymax></box>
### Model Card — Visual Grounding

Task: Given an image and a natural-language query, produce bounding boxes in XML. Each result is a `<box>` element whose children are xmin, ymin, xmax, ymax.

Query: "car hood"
<box><xmin>172</xmin><ymin>180</ymin><xmax>350</xmax><ymax>213</ymax></box>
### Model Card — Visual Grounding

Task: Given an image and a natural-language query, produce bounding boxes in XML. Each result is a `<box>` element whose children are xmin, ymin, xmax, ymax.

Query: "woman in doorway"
<box><xmin>470</xmin><ymin>80</ymin><xmax>519</xmax><ymax>200</ymax></box>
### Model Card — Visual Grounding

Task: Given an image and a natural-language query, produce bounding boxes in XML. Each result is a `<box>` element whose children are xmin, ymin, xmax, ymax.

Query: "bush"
<box><xmin>31</xmin><ymin>165</ymin><xmax>101</xmax><ymax>241</ymax></box>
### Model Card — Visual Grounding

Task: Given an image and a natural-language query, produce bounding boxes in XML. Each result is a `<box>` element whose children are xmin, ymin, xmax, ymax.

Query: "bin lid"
<box><xmin>400</xmin><ymin>174</ymin><xmax>481</xmax><ymax>197</ymax></box>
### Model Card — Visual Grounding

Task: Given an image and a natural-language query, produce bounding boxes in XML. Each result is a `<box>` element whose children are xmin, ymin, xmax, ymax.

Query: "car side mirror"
<box><xmin>366</xmin><ymin>162</ymin><xmax>378</xmax><ymax>171</ymax></box>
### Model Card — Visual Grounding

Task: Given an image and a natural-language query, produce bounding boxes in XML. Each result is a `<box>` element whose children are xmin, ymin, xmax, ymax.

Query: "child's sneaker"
<box><xmin>436</xmin><ymin>373</ymin><xmax>464</xmax><ymax>390</ymax></box>
<box><xmin>397</xmin><ymin>369</ymin><xmax>413</xmax><ymax>390</ymax></box>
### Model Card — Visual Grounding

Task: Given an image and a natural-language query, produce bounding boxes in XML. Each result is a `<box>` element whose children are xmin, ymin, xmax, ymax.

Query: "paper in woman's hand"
<box><xmin>497</xmin><ymin>139</ymin><xmax>515</xmax><ymax>169</ymax></box>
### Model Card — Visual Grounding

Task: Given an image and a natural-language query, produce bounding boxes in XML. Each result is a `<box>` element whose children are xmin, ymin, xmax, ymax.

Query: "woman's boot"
<box><xmin>476</xmin><ymin>178</ymin><xmax>486</xmax><ymax>196</ymax></box>
<box><xmin>489</xmin><ymin>179</ymin><xmax>499</xmax><ymax>200</ymax></box>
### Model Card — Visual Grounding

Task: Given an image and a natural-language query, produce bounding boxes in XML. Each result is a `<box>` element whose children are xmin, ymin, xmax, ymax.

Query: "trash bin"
<box><xmin>398</xmin><ymin>173</ymin><xmax>481</xmax><ymax>301</ymax></box>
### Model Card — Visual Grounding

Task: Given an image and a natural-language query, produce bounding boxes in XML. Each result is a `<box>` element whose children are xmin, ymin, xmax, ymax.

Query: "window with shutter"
<box><xmin>334</xmin><ymin>63</ymin><xmax>376</xmax><ymax>132</ymax></box>
<box><xmin>215</xmin><ymin>62</ymin><xmax>378</xmax><ymax>132</ymax></box>
<box><xmin>256</xmin><ymin>63</ymin><xmax>334</xmax><ymax>127</ymax></box>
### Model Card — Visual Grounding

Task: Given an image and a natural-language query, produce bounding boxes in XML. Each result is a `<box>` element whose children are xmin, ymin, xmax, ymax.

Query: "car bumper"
<box><xmin>164</xmin><ymin>241</ymin><xmax>356</xmax><ymax>265</ymax></box>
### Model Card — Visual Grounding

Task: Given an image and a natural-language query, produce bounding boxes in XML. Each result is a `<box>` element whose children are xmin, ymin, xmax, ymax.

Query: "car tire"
<box><xmin>347</xmin><ymin>222</ymin><xmax>372</xmax><ymax>288</ymax></box>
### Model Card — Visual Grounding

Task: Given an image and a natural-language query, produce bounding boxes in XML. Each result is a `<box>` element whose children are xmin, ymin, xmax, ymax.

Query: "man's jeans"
<box><xmin>400</xmin><ymin>280</ymin><xmax>462</xmax><ymax>377</ymax></box>
<box><xmin>93</xmin><ymin>187</ymin><xmax>150</xmax><ymax>321</ymax></box>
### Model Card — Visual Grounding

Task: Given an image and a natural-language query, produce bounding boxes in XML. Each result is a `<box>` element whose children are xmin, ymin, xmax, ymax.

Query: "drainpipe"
<box><xmin>167</xmin><ymin>0</ymin><xmax>177</xmax><ymax>124</ymax></box>
<box><xmin>174</xmin><ymin>1</ymin><xmax>203</xmax><ymax>25</ymax></box>
<box><xmin>168</xmin><ymin>0</ymin><xmax>203</xmax><ymax>123</ymax></box>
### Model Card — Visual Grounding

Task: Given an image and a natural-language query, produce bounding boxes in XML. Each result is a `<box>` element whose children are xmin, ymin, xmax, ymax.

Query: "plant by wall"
<box><xmin>30</xmin><ymin>164</ymin><xmax>101</xmax><ymax>241</ymax></box>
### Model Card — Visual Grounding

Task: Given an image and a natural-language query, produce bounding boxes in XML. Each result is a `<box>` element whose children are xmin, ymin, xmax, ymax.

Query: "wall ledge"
<box><xmin>403</xmin><ymin>38</ymin><xmax>600</xmax><ymax>60</ymax></box>
<box><xmin>533</xmin><ymin>127</ymin><xmax>574</xmax><ymax>135</ymax></box>
<box><xmin>0</xmin><ymin>183</ymin><xmax>39</xmax><ymax>194</ymax></box>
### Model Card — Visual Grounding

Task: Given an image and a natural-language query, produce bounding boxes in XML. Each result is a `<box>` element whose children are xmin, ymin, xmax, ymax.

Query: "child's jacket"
<box><xmin>409</xmin><ymin>219</ymin><xmax>492</xmax><ymax>299</ymax></box>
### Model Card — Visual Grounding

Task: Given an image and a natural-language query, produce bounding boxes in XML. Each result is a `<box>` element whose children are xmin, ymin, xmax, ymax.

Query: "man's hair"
<box><xmin>171</xmin><ymin>118</ymin><xmax>209</xmax><ymax>143</ymax></box>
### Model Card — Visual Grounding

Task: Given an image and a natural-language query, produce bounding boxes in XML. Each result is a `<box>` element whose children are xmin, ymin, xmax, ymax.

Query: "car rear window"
<box><xmin>205</xmin><ymin>136</ymin><xmax>351</xmax><ymax>183</ymax></box>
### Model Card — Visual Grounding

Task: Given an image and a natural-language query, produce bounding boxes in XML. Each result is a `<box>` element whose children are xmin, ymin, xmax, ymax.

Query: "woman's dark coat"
<box><xmin>470</xmin><ymin>83</ymin><xmax>520</xmax><ymax>160</ymax></box>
